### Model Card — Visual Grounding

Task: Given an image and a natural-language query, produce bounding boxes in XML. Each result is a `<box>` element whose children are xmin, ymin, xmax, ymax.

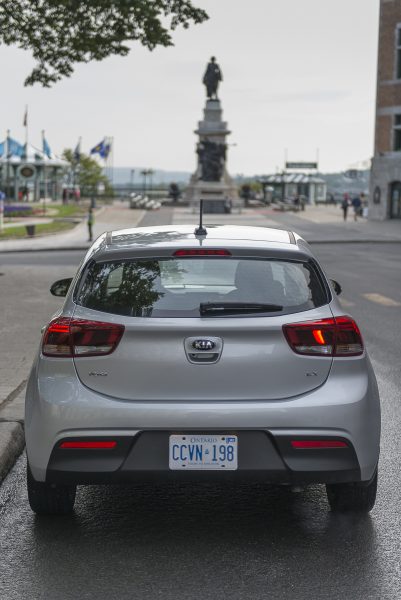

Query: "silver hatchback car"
<box><xmin>25</xmin><ymin>225</ymin><xmax>380</xmax><ymax>515</ymax></box>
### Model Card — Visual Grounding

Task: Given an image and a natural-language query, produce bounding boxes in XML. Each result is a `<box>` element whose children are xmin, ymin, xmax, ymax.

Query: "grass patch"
<box><xmin>0</xmin><ymin>221</ymin><xmax>75</xmax><ymax>240</ymax></box>
<box><xmin>45</xmin><ymin>203</ymin><xmax>87</xmax><ymax>218</ymax></box>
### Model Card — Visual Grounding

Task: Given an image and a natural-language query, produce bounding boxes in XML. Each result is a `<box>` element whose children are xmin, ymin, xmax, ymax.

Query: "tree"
<box><xmin>63</xmin><ymin>148</ymin><xmax>112</xmax><ymax>196</ymax></box>
<box><xmin>0</xmin><ymin>1</ymin><xmax>208</xmax><ymax>87</ymax></box>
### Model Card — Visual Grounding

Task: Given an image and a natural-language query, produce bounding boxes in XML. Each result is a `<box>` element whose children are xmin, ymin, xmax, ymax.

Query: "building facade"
<box><xmin>370</xmin><ymin>0</ymin><xmax>401</xmax><ymax>219</ymax></box>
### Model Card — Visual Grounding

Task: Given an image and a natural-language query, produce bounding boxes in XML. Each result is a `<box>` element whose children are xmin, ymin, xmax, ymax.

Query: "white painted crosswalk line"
<box><xmin>363</xmin><ymin>293</ymin><xmax>401</xmax><ymax>307</ymax></box>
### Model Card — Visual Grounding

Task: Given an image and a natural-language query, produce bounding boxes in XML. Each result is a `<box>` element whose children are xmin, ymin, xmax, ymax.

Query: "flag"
<box><xmin>101</xmin><ymin>141</ymin><xmax>111</xmax><ymax>159</ymax></box>
<box><xmin>90</xmin><ymin>139</ymin><xmax>105</xmax><ymax>157</ymax></box>
<box><xmin>73</xmin><ymin>139</ymin><xmax>81</xmax><ymax>162</ymax></box>
<box><xmin>7</xmin><ymin>136</ymin><xmax>25</xmax><ymax>157</ymax></box>
<box><xmin>43</xmin><ymin>137</ymin><xmax>52</xmax><ymax>158</ymax></box>
<box><xmin>0</xmin><ymin>141</ymin><xmax>4</xmax><ymax>157</ymax></box>
<box><xmin>90</xmin><ymin>138</ymin><xmax>111</xmax><ymax>159</ymax></box>
<box><xmin>23</xmin><ymin>107</ymin><xmax>28</xmax><ymax>127</ymax></box>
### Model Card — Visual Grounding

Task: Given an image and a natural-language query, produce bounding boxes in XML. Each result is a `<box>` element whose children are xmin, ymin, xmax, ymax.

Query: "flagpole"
<box><xmin>105</xmin><ymin>136</ymin><xmax>113</xmax><ymax>191</ymax></box>
<box><xmin>24</xmin><ymin>105</ymin><xmax>29</xmax><ymax>154</ymax></box>
<box><xmin>73</xmin><ymin>136</ymin><xmax>81</xmax><ymax>198</ymax></box>
<box><xmin>6</xmin><ymin>129</ymin><xmax>10</xmax><ymax>201</ymax></box>
<box><xmin>41</xmin><ymin>130</ymin><xmax>47</xmax><ymax>212</ymax></box>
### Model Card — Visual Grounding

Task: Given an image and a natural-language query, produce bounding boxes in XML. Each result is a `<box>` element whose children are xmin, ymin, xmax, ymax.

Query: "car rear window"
<box><xmin>75</xmin><ymin>258</ymin><xmax>328</xmax><ymax>317</ymax></box>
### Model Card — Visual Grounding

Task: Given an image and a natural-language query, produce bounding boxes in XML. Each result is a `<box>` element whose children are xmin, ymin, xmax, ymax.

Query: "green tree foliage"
<box><xmin>0</xmin><ymin>0</ymin><xmax>208</xmax><ymax>87</ymax></box>
<box><xmin>63</xmin><ymin>148</ymin><xmax>112</xmax><ymax>196</ymax></box>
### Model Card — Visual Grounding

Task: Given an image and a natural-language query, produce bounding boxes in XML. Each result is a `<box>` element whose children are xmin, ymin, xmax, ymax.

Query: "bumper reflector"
<box><xmin>60</xmin><ymin>441</ymin><xmax>117</xmax><ymax>449</ymax></box>
<box><xmin>291</xmin><ymin>440</ymin><xmax>348</xmax><ymax>449</ymax></box>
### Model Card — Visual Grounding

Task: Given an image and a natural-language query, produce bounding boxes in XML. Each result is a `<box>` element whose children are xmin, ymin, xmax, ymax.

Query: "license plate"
<box><xmin>169</xmin><ymin>434</ymin><xmax>238</xmax><ymax>470</ymax></box>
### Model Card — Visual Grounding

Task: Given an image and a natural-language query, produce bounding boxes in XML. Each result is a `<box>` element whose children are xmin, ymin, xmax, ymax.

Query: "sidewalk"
<box><xmin>0</xmin><ymin>202</ymin><xmax>146</xmax><ymax>252</ymax></box>
<box><xmin>172</xmin><ymin>204</ymin><xmax>401</xmax><ymax>243</ymax></box>
<box><xmin>0</xmin><ymin>203</ymin><xmax>400</xmax><ymax>251</ymax></box>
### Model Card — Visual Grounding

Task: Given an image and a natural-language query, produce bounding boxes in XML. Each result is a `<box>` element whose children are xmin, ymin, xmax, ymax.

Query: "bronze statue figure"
<box><xmin>197</xmin><ymin>140</ymin><xmax>226</xmax><ymax>181</ymax></box>
<box><xmin>202</xmin><ymin>57</ymin><xmax>223</xmax><ymax>100</ymax></box>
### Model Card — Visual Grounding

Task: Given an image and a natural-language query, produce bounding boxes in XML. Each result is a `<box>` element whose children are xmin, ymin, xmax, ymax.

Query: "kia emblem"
<box><xmin>192</xmin><ymin>339</ymin><xmax>216</xmax><ymax>351</ymax></box>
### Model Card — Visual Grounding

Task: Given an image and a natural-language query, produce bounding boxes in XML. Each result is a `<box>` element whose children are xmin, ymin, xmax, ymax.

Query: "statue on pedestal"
<box><xmin>197</xmin><ymin>140</ymin><xmax>226</xmax><ymax>181</ymax></box>
<box><xmin>202</xmin><ymin>57</ymin><xmax>223</xmax><ymax>100</ymax></box>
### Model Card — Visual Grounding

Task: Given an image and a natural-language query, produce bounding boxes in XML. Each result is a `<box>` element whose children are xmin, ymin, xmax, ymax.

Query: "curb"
<box><xmin>0</xmin><ymin>422</ymin><xmax>25</xmax><ymax>482</ymax></box>
<box><xmin>0</xmin><ymin>383</ymin><xmax>26</xmax><ymax>484</ymax></box>
<box><xmin>309</xmin><ymin>239</ymin><xmax>401</xmax><ymax>245</ymax></box>
<box><xmin>0</xmin><ymin>245</ymin><xmax>90</xmax><ymax>254</ymax></box>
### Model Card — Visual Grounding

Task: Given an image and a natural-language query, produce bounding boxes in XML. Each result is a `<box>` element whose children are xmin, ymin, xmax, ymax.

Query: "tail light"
<box><xmin>291</xmin><ymin>440</ymin><xmax>348</xmax><ymax>449</ymax></box>
<box><xmin>283</xmin><ymin>316</ymin><xmax>363</xmax><ymax>357</ymax></box>
<box><xmin>59</xmin><ymin>441</ymin><xmax>117</xmax><ymax>449</ymax></box>
<box><xmin>42</xmin><ymin>317</ymin><xmax>124</xmax><ymax>358</ymax></box>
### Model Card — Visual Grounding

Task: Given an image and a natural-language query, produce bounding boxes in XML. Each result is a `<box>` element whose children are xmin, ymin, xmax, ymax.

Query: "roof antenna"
<box><xmin>194</xmin><ymin>199</ymin><xmax>207</xmax><ymax>236</ymax></box>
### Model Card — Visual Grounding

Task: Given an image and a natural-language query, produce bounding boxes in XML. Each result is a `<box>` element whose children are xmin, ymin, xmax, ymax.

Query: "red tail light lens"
<box><xmin>283</xmin><ymin>316</ymin><xmax>363</xmax><ymax>357</ymax></box>
<box><xmin>334</xmin><ymin>316</ymin><xmax>364</xmax><ymax>356</ymax></box>
<box><xmin>42</xmin><ymin>318</ymin><xmax>124</xmax><ymax>358</ymax></box>
<box><xmin>291</xmin><ymin>440</ymin><xmax>348</xmax><ymax>449</ymax></box>
<box><xmin>173</xmin><ymin>249</ymin><xmax>231</xmax><ymax>256</ymax></box>
<box><xmin>60</xmin><ymin>441</ymin><xmax>117</xmax><ymax>449</ymax></box>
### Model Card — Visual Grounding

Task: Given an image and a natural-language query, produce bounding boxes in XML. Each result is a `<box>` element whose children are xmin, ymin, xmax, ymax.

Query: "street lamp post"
<box><xmin>141</xmin><ymin>169</ymin><xmax>152</xmax><ymax>196</ymax></box>
<box><xmin>148</xmin><ymin>169</ymin><xmax>154</xmax><ymax>197</ymax></box>
<box><xmin>141</xmin><ymin>169</ymin><xmax>148</xmax><ymax>196</ymax></box>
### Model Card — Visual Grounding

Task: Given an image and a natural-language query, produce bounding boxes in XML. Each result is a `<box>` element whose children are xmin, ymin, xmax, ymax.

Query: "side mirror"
<box><xmin>330</xmin><ymin>279</ymin><xmax>342</xmax><ymax>296</ymax></box>
<box><xmin>50</xmin><ymin>278</ymin><xmax>73</xmax><ymax>297</ymax></box>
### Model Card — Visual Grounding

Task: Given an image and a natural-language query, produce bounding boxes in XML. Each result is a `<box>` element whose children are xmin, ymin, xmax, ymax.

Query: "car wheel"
<box><xmin>326</xmin><ymin>470</ymin><xmax>378</xmax><ymax>513</ymax></box>
<box><xmin>27</xmin><ymin>463</ymin><xmax>76</xmax><ymax>515</ymax></box>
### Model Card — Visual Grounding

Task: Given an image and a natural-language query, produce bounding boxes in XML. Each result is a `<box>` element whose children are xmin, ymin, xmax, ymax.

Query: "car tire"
<box><xmin>326</xmin><ymin>470</ymin><xmax>378</xmax><ymax>513</ymax></box>
<box><xmin>27</xmin><ymin>464</ymin><xmax>76</xmax><ymax>515</ymax></box>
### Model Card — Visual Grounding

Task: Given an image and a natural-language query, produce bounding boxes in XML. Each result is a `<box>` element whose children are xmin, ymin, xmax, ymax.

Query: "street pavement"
<box><xmin>1</xmin><ymin>208</ymin><xmax>401</xmax><ymax>599</ymax></box>
<box><xmin>0</xmin><ymin>202</ymin><xmax>146</xmax><ymax>252</ymax></box>
<box><xmin>172</xmin><ymin>203</ymin><xmax>401</xmax><ymax>243</ymax></box>
<box><xmin>0</xmin><ymin>203</ymin><xmax>401</xmax><ymax>253</ymax></box>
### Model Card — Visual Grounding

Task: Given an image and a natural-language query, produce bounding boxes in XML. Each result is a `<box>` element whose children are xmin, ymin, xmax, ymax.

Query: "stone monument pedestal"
<box><xmin>186</xmin><ymin>99</ymin><xmax>239</xmax><ymax>213</ymax></box>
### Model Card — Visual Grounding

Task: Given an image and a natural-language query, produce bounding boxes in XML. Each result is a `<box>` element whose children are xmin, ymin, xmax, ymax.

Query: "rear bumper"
<box><xmin>25</xmin><ymin>355</ymin><xmax>381</xmax><ymax>484</ymax></box>
<box><xmin>46</xmin><ymin>431</ymin><xmax>361</xmax><ymax>486</ymax></box>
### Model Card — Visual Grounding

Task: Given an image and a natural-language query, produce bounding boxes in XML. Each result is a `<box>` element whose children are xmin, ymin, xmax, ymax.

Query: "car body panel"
<box><xmin>71</xmin><ymin>305</ymin><xmax>335</xmax><ymax>401</ymax></box>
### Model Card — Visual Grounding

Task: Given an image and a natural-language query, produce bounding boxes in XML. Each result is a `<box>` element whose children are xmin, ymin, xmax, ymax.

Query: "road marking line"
<box><xmin>363</xmin><ymin>293</ymin><xmax>401</xmax><ymax>307</ymax></box>
<box><xmin>340</xmin><ymin>298</ymin><xmax>355</xmax><ymax>307</ymax></box>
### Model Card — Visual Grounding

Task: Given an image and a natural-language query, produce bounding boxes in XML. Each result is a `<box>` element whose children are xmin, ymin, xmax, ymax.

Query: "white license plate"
<box><xmin>169</xmin><ymin>434</ymin><xmax>238</xmax><ymax>470</ymax></box>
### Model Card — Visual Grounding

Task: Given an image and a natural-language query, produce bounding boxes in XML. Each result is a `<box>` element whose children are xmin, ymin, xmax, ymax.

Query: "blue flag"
<box><xmin>91</xmin><ymin>138</ymin><xmax>111</xmax><ymax>159</ymax></box>
<box><xmin>0</xmin><ymin>141</ymin><xmax>4</xmax><ymax>157</ymax></box>
<box><xmin>43</xmin><ymin>137</ymin><xmax>52</xmax><ymax>158</ymax></box>
<box><xmin>7</xmin><ymin>137</ymin><xmax>25</xmax><ymax>157</ymax></box>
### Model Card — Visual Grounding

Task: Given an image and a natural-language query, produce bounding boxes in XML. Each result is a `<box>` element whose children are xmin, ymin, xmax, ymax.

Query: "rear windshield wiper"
<box><xmin>199</xmin><ymin>302</ymin><xmax>283</xmax><ymax>316</ymax></box>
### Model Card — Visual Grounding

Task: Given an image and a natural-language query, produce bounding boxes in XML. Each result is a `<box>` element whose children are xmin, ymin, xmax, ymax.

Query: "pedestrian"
<box><xmin>87</xmin><ymin>207</ymin><xmax>94</xmax><ymax>241</ymax></box>
<box><xmin>341</xmin><ymin>194</ymin><xmax>349</xmax><ymax>221</ymax></box>
<box><xmin>294</xmin><ymin>195</ymin><xmax>300</xmax><ymax>211</ymax></box>
<box><xmin>352</xmin><ymin>194</ymin><xmax>362</xmax><ymax>222</ymax></box>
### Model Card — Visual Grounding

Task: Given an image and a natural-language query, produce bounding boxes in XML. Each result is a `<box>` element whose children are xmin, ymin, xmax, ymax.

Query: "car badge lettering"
<box><xmin>192</xmin><ymin>339</ymin><xmax>215</xmax><ymax>351</ymax></box>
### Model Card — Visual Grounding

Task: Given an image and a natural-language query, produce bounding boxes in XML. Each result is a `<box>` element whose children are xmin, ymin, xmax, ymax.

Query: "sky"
<box><xmin>0</xmin><ymin>0</ymin><xmax>380</xmax><ymax>175</ymax></box>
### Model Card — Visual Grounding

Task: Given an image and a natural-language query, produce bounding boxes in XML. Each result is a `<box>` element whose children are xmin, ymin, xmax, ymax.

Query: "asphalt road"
<box><xmin>1</xmin><ymin>243</ymin><xmax>401</xmax><ymax>599</ymax></box>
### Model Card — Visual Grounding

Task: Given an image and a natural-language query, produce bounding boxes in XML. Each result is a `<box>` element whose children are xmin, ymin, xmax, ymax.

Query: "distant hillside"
<box><xmin>109</xmin><ymin>167</ymin><xmax>191</xmax><ymax>186</ymax></box>
<box><xmin>108</xmin><ymin>166</ymin><xmax>370</xmax><ymax>195</ymax></box>
<box><xmin>321</xmin><ymin>170</ymin><xmax>370</xmax><ymax>195</ymax></box>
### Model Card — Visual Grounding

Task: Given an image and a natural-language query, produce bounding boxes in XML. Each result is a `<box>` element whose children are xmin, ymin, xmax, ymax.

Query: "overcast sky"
<box><xmin>1</xmin><ymin>0</ymin><xmax>380</xmax><ymax>175</ymax></box>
